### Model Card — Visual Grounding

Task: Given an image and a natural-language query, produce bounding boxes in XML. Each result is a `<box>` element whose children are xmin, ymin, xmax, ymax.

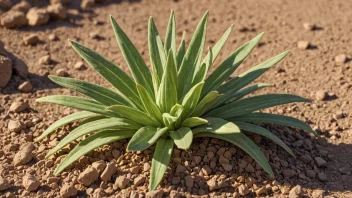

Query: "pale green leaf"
<box><xmin>127</xmin><ymin>127</ymin><xmax>168</xmax><ymax>151</ymax></box>
<box><xmin>107</xmin><ymin>105</ymin><xmax>161</xmax><ymax>127</ymax></box>
<box><xmin>34</xmin><ymin>111</ymin><xmax>98</xmax><ymax>142</ymax></box>
<box><xmin>192</xmin><ymin>91</ymin><xmax>221</xmax><ymax>117</ymax></box>
<box><xmin>177</xmin><ymin>12</ymin><xmax>208</xmax><ymax>98</ymax></box>
<box><xmin>176</xmin><ymin>35</ymin><xmax>186</xmax><ymax>70</ymax></box>
<box><xmin>36</xmin><ymin>95</ymin><xmax>120</xmax><ymax>117</ymax></box>
<box><xmin>181</xmin><ymin>82</ymin><xmax>204</xmax><ymax>119</ymax></box>
<box><xmin>110</xmin><ymin>16</ymin><xmax>154</xmax><ymax>97</ymax></box>
<box><xmin>212</xmin><ymin>51</ymin><xmax>290</xmax><ymax>107</ymax></box>
<box><xmin>181</xmin><ymin>117</ymin><xmax>208</xmax><ymax>128</ymax></box>
<box><xmin>164</xmin><ymin>10</ymin><xmax>176</xmax><ymax>61</ymax></box>
<box><xmin>136</xmin><ymin>84</ymin><xmax>163</xmax><ymax>124</ymax></box>
<box><xmin>170</xmin><ymin>127</ymin><xmax>193</xmax><ymax>149</ymax></box>
<box><xmin>79</xmin><ymin>115</ymin><xmax>107</xmax><ymax>126</ymax></box>
<box><xmin>69</xmin><ymin>41</ymin><xmax>144</xmax><ymax>110</ymax></box>
<box><xmin>162</xmin><ymin>113</ymin><xmax>178</xmax><ymax>131</ymax></box>
<box><xmin>49</xmin><ymin>75</ymin><xmax>133</xmax><ymax>107</ymax></box>
<box><xmin>149</xmin><ymin>138</ymin><xmax>174</xmax><ymax>191</ymax></box>
<box><xmin>54</xmin><ymin>130</ymin><xmax>135</xmax><ymax>175</ymax></box>
<box><xmin>46</xmin><ymin>118</ymin><xmax>141</xmax><ymax>158</ymax></box>
<box><xmin>229</xmin><ymin>112</ymin><xmax>317</xmax><ymax>136</ymax></box>
<box><xmin>157</xmin><ymin>51</ymin><xmax>178</xmax><ymax>113</ymax></box>
<box><xmin>192</xmin><ymin>117</ymin><xmax>240</xmax><ymax>134</ymax></box>
<box><xmin>194</xmin><ymin>132</ymin><xmax>273</xmax><ymax>176</ymax></box>
<box><xmin>207</xmin><ymin>94</ymin><xmax>309</xmax><ymax>119</ymax></box>
<box><xmin>235</xmin><ymin>122</ymin><xmax>295</xmax><ymax>156</ymax></box>
<box><xmin>170</xmin><ymin>104</ymin><xmax>184</xmax><ymax>117</ymax></box>
<box><xmin>192</xmin><ymin>47</ymin><xmax>212</xmax><ymax>86</ymax></box>
<box><xmin>229</xmin><ymin>83</ymin><xmax>271</xmax><ymax>102</ymax></box>
<box><xmin>201</xmin><ymin>33</ymin><xmax>264</xmax><ymax>97</ymax></box>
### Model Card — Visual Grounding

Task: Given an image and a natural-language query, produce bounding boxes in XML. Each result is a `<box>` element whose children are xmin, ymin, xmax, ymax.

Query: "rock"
<box><xmin>335</xmin><ymin>54</ymin><xmax>347</xmax><ymax>64</ymax></box>
<box><xmin>0</xmin><ymin>0</ymin><xmax>11</xmax><ymax>10</ymax></box>
<box><xmin>81</xmin><ymin>0</ymin><xmax>95</xmax><ymax>9</ymax></box>
<box><xmin>170</xmin><ymin>191</ymin><xmax>181</xmax><ymax>198</ymax></box>
<box><xmin>283</xmin><ymin>170</ymin><xmax>296</xmax><ymax>178</ymax></box>
<box><xmin>18</xmin><ymin>81</ymin><xmax>33</xmax><ymax>92</ymax></box>
<box><xmin>306</xmin><ymin>170</ymin><xmax>316</xmax><ymax>178</ymax></box>
<box><xmin>50</xmin><ymin>0</ymin><xmax>70</xmax><ymax>4</ymax></box>
<box><xmin>334</xmin><ymin>111</ymin><xmax>345</xmax><ymax>119</ymax></box>
<box><xmin>47</xmin><ymin>4</ymin><xmax>67</xmax><ymax>20</ymax></box>
<box><xmin>114</xmin><ymin>176</ymin><xmax>129</xmax><ymax>189</ymax></box>
<box><xmin>219</xmin><ymin>155</ymin><xmax>229</xmax><ymax>164</ymax></box>
<box><xmin>13</xmin><ymin>144</ymin><xmax>34</xmax><ymax>166</ymax></box>
<box><xmin>316</xmin><ymin>90</ymin><xmax>328</xmax><ymax>101</ymax></box>
<box><xmin>23</xmin><ymin>174</ymin><xmax>40</xmax><ymax>192</ymax></box>
<box><xmin>222</xmin><ymin>164</ymin><xmax>232</xmax><ymax>172</ymax></box>
<box><xmin>175</xmin><ymin>164</ymin><xmax>186</xmax><ymax>173</ymax></box>
<box><xmin>146</xmin><ymin>189</ymin><xmax>163</xmax><ymax>198</ymax></box>
<box><xmin>14</xmin><ymin>59</ymin><xmax>28</xmax><ymax>77</ymax></box>
<box><xmin>26</xmin><ymin>8</ymin><xmax>49</xmax><ymax>26</ymax></box>
<box><xmin>143</xmin><ymin>163</ymin><xmax>151</xmax><ymax>172</ymax></box>
<box><xmin>314</xmin><ymin>157</ymin><xmax>327</xmax><ymax>167</ymax></box>
<box><xmin>289</xmin><ymin>185</ymin><xmax>303</xmax><ymax>198</ymax></box>
<box><xmin>297</xmin><ymin>41</ymin><xmax>310</xmax><ymax>49</ymax></box>
<box><xmin>60</xmin><ymin>183</ymin><xmax>77</xmax><ymax>198</ymax></box>
<box><xmin>201</xmin><ymin>165</ymin><xmax>212</xmax><ymax>175</ymax></box>
<box><xmin>12</xmin><ymin>1</ymin><xmax>31</xmax><ymax>13</ymax></box>
<box><xmin>238</xmin><ymin>160</ymin><xmax>248</xmax><ymax>168</ymax></box>
<box><xmin>0</xmin><ymin>55</ymin><xmax>12</xmax><ymax>88</ymax></box>
<box><xmin>38</xmin><ymin>55</ymin><xmax>51</xmax><ymax>65</ymax></box>
<box><xmin>0</xmin><ymin>177</ymin><xmax>10</xmax><ymax>191</ymax></box>
<box><xmin>184</xmin><ymin>175</ymin><xmax>193</xmax><ymax>188</ymax></box>
<box><xmin>92</xmin><ymin>160</ymin><xmax>106</xmax><ymax>174</ymax></box>
<box><xmin>238</xmin><ymin>184</ymin><xmax>249</xmax><ymax>196</ymax></box>
<box><xmin>100</xmin><ymin>162</ymin><xmax>116</xmax><ymax>182</ymax></box>
<box><xmin>9</xmin><ymin>101</ymin><xmax>29</xmax><ymax>113</ymax></box>
<box><xmin>312</xmin><ymin>190</ymin><xmax>325</xmax><ymax>198</ymax></box>
<box><xmin>318</xmin><ymin>172</ymin><xmax>327</xmax><ymax>181</ymax></box>
<box><xmin>129</xmin><ymin>166</ymin><xmax>139</xmax><ymax>174</ymax></box>
<box><xmin>1</xmin><ymin>11</ymin><xmax>27</xmax><ymax>28</ymax></box>
<box><xmin>78</xmin><ymin>166</ymin><xmax>99</xmax><ymax>186</ymax></box>
<box><xmin>133</xmin><ymin>176</ymin><xmax>145</xmax><ymax>186</ymax></box>
<box><xmin>255</xmin><ymin>187</ymin><xmax>267</xmax><ymax>196</ymax></box>
<box><xmin>245</xmin><ymin>164</ymin><xmax>255</xmax><ymax>173</ymax></box>
<box><xmin>23</xmin><ymin>34</ymin><xmax>39</xmax><ymax>45</ymax></box>
<box><xmin>171</xmin><ymin>177</ymin><xmax>180</xmax><ymax>185</ymax></box>
<box><xmin>207</xmin><ymin>178</ymin><xmax>217</xmax><ymax>191</ymax></box>
<box><xmin>56</xmin><ymin>68</ymin><xmax>68</xmax><ymax>77</ymax></box>
<box><xmin>303</xmin><ymin>23</ymin><xmax>315</xmax><ymax>31</ymax></box>
<box><xmin>299</xmin><ymin>155</ymin><xmax>312</xmax><ymax>164</ymax></box>
<box><xmin>74</xmin><ymin>61</ymin><xmax>86</xmax><ymax>70</ymax></box>
<box><xmin>48</xmin><ymin>34</ymin><xmax>58</xmax><ymax>41</ymax></box>
<box><xmin>8</xmin><ymin>120</ymin><xmax>24</xmax><ymax>133</ymax></box>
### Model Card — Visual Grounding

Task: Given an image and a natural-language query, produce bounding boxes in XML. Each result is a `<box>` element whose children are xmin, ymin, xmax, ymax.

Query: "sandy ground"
<box><xmin>0</xmin><ymin>0</ymin><xmax>351</xmax><ymax>197</ymax></box>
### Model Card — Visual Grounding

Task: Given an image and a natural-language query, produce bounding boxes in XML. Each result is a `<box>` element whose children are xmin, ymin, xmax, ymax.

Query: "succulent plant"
<box><xmin>36</xmin><ymin>11</ymin><xmax>316</xmax><ymax>191</ymax></box>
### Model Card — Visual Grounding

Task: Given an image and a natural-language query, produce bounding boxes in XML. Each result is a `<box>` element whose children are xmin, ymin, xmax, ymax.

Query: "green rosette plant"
<box><xmin>36</xmin><ymin>11</ymin><xmax>316</xmax><ymax>191</ymax></box>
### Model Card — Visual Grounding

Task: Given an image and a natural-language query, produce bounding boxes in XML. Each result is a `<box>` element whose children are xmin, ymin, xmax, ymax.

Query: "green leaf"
<box><xmin>149</xmin><ymin>138</ymin><xmax>174</xmax><ymax>191</ymax></box>
<box><xmin>36</xmin><ymin>95</ymin><xmax>120</xmax><ymax>117</ymax></box>
<box><xmin>34</xmin><ymin>111</ymin><xmax>98</xmax><ymax>142</ymax></box>
<box><xmin>235</xmin><ymin>122</ymin><xmax>295</xmax><ymax>156</ymax></box>
<box><xmin>54</xmin><ymin>130</ymin><xmax>135</xmax><ymax>175</ymax></box>
<box><xmin>148</xmin><ymin>17</ymin><xmax>166</xmax><ymax>86</ymax></box>
<box><xmin>170</xmin><ymin>104</ymin><xmax>184</xmax><ymax>117</ymax></box>
<box><xmin>229</xmin><ymin>112</ymin><xmax>317</xmax><ymax>136</ymax></box>
<box><xmin>46</xmin><ymin>118</ymin><xmax>141</xmax><ymax>158</ymax></box>
<box><xmin>164</xmin><ymin>10</ymin><xmax>176</xmax><ymax>61</ymax></box>
<box><xmin>192</xmin><ymin>47</ymin><xmax>212</xmax><ymax>86</ymax></box>
<box><xmin>49</xmin><ymin>75</ymin><xmax>132</xmax><ymax>107</ymax></box>
<box><xmin>157</xmin><ymin>51</ymin><xmax>178</xmax><ymax>113</ymax></box>
<box><xmin>192</xmin><ymin>117</ymin><xmax>240</xmax><ymax>134</ymax></box>
<box><xmin>201</xmin><ymin>25</ymin><xmax>234</xmax><ymax>72</ymax></box>
<box><xmin>181</xmin><ymin>82</ymin><xmax>204</xmax><ymax>119</ymax></box>
<box><xmin>207</xmin><ymin>94</ymin><xmax>309</xmax><ymax>119</ymax></box>
<box><xmin>176</xmin><ymin>35</ymin><xmax>186</xmax><ymax>70</ymax></box>
<box><xmin>201</xmin><ymin>33</ymin><xmax>264</xmax><ymax>97</ymax></box>
<box><xmin>177</xmin><ymin>12</ymin><xmax>208</xmax><ymax>98</ymax></box>
<box><xmin>107</xmin><ymin>105</ymin><xmax>161</xmax><ymax>127</ymax></box>
<box><xmin>192</xmin><ymin>91</ymin><xmax>221</xmax><ymax>117</ymax></box>
<box><xmin>79</xmin><ymin>115</ymin><xmax>107</xmax><ymax>126</ymax></box>
<box><xmin>110</xmin><ymin>16</ymin><xmax>154</xmax><ymax>97</ymax></box>
<box><xmin>127</xmin><ymin>127</ymin><xmax>168</xmax><ymax>151</ymax></box>
<box><xmin>162</xmin><ymin>113</ymin><xmax>178</xmax><ymax>131</ymax></box>
<box><xmin>212</xmin><ymin>51</ymin><xmax>290</xmax><ymax>107</ymax></box>
<box><xmin>194</xmin><ymin>132</ymin><xmax>273</xmax><ymax>176</ymax></box>
<box><xmin>229</xmin><ymin>83</ymin><xmax>271</xmax><ymax>102</ymax></box>
<box><xmin>69</xmin><ymin>41</ymin><xmax>144</xmax><ymax>110</ymax></box>
<box><xmin>170</xmin><ymin>127</ymin><xmax>193</xmax><ymax>149</ymax></box>
<box><xmin>136</xmin><ymin>84</ymin><xmax>163</xmax><ymax>124</ymax></box>
<box><xmin>181</xmin><ymin>117</ymin><xmax>208</xmax><ymax>128</ymax></box>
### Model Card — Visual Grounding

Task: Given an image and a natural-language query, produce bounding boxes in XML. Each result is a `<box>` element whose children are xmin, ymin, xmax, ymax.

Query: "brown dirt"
<box><xmin>0</xmin><ymin>0</ymin><xmax>351</xmax><ymax>197</ymax></box>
